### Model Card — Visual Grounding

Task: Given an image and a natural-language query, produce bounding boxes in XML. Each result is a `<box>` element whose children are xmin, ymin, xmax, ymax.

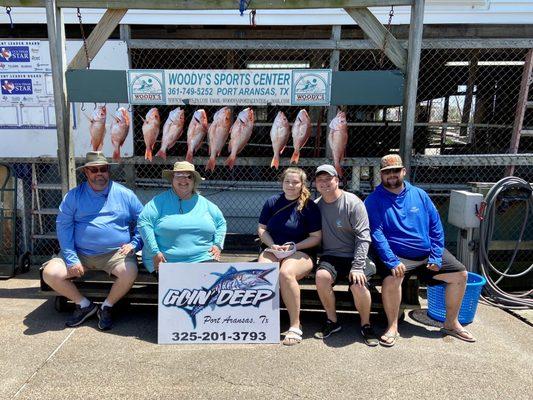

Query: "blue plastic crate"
<box><xmin>427</xmin><ymin>272</ymin><xmax>486</xmax><ymax>324</ymax></box>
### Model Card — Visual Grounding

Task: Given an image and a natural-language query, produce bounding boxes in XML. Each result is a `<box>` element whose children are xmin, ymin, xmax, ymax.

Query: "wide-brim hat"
<box><xmin>162</xmin><ymin>161</ymin><xmax>204</xmax><ymax>183</ymax></box>
<box><xmin>77</xmin><ymin>151</ymin><xmax>117</xmax><ymax>170</ymax></box>
<box><xmin>380</xmin><ymin>154</ymin><xmax>404</xmax><ymax>171</ymax></box>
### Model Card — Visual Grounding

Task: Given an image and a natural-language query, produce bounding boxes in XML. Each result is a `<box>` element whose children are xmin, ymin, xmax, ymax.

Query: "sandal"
<box><xmin>440</xmin><ymin>327</ymin><xmax>476</xmax><ymax>343</ymax></box>
<box><xmin>282</xmin><ymin>327</ymin><xmax>303</xmax><ymax>346</ymax></box>
<box><xmin>379</xmin><ymin>331</ymin><xmax>400</xmax><ymax>347</ymax></box>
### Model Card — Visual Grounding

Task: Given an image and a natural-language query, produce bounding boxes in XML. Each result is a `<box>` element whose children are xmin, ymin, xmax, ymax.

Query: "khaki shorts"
<box><xmin>43</xmin><ymin>249</ymin><xmax>137</xmax><ymax>275</ymax></box>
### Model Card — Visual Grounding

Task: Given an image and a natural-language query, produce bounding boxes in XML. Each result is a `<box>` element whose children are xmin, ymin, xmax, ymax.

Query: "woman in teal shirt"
<box><xmin>138</xmin><ymin>161</ymin><xmax>226</xmax><ymax>272</ymax></box>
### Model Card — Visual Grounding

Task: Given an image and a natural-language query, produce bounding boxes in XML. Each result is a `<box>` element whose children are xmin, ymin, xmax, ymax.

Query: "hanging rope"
<box><xmin>249</xmin><ymin>9</ymin><xmax>257</xmax><ymax>27</ymax></box>
<box><xmin>5</xmin><ymin>6</ymin><xmax>13</xmax><ymax>29</ymax></box>
<box><xmin>378</xmin><ymin>6</ymin><xmax>395</xmax><ymax>69</ymax></box>
<box><xmin>76</xmin><ymin>8</ymin><xmax>91</xmax><ymax>69</ymax></box>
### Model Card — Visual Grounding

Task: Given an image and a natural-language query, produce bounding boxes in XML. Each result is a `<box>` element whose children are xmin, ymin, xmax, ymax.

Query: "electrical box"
<box><xmin>448</xmin><ymin>190</ymin><xmax>484</xmax><ymax>229</ymax></box>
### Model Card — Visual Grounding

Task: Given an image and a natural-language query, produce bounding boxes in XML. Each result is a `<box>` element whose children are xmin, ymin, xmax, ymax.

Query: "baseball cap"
<box><xmin>380</xmin><ymin>154</ymin><xmax>404</xmax><ymax>171</ymax></box>
<box><xmin>315</xmin><ymin>164</ymin><xmax>338</xmax><ymax>177</ymax></box>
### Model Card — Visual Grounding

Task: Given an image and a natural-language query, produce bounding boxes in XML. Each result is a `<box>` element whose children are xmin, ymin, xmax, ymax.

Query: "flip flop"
<box><xmin>379</xmin><ymin>331</ymin><xmax>400</xmax><ymax>347</ymax></box>
<box><xmin>282</xmin><ymin>327</ymin><xmax>303</xmax><ymax>346</ymax></box>
<box><xmin>440</xmin><ymin>327</ymin><xmax>476</xmax><ymax>343</ymax></box>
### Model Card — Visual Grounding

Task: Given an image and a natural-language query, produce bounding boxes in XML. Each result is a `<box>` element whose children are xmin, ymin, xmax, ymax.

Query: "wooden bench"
<box><xmin>40</xmin><ymin>251</ymin><xmax>420</xmax><ymax>318</ymax></box>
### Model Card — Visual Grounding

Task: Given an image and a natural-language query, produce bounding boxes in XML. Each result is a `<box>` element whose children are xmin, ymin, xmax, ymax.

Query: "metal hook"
<box><xmin>127</xmin><ymin>104</ymin><xmax>132</xmax><ymax>112</ymax></box>
<box><xmin>80</xmin><ymin>102</ymin><xmax>86</xmax><ymax>111</ymax></box>
<box><xmin>93</xmin><ymin>102</ymin><xmax>97</xmax><ymax>110</ymax></box>
<box><xmin>116</xmin><ymin>103</ymin><xmax>120</xmax><ymax>111</ymax></box>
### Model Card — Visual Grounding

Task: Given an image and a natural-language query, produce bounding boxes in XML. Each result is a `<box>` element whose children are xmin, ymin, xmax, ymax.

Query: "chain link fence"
<box><xmin>2</xmin><ymin>33</ymin><xmax>532</xmax><ymax>272</ymax></box>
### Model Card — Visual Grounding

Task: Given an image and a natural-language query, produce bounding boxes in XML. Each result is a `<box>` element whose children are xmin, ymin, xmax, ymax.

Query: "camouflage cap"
<box><xmin>380</xmin><ymin>154</ymin><xmax>404</xmax><ymax>171</ymax></box>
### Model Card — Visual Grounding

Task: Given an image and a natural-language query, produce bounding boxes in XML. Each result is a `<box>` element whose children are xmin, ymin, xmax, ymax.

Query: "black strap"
<box><xmin>272</xmin><ymin>200</ymin><xmax>298</xmax><ymax>218</ymax></box>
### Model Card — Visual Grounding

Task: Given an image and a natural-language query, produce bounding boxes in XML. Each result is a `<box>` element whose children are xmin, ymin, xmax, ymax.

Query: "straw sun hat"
<box><xmin>77</xmin><ymin>151</ymin><xmax>117</xmax><ymax>170</ymax></box>
<box><xmin>162</xmin><ymin>161</ymin><xmax>204</xmax><ymax>183</ymax></box>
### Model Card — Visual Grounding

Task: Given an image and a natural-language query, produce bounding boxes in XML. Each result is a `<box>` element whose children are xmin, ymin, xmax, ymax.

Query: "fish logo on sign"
<box><xmin>1</xmin><ymin>79</ymin><xmax>32</xmax><ymax>95</ymax></box>
<box><xmin>128</xmin><ymin>71</ymin><xmax>165</xmax><ymax>104</ymax></box>
<box><xmin>162</xmin><ymin>266</ymin><xmax>276</xmax><ymax>328</ymax></box>
<box><xmin>0</xmin><ymin>46</ymin><xmax>31</xmax><ymax>63</ymax></box>
<box><xmin>292</xmin><ymin>70</ymin><xmax>331</xmax><ymax>106</ymax></box>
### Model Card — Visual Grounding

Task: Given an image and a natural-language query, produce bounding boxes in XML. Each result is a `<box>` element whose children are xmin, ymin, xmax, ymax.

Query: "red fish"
<box><xmin>290</xmin><ymin>109</ymin><xmax>312</xmax><ymax>164</ymax></box>
<box><xmin>226</xmin><ymin>108</ymin><xmax>254</xmax><ymax>170</ymax></box>
<box><xmin>142</xmin><ymin>108</ymin><xmax>160</xmax><ymax>161</ymax></box>
<box><xmin>110</xmin><ymin>107</ymin><xmax>130</xmax><ymax>161</ymax></box>
<box><xmin>327</xmin><ymin>111</ymin><xmax>348</xmax><ymax>177</ymax></box>
<box><xmin>206</xmin><ymin>107</ymin><xmax>232</xmax><ymax>172</ymax></box>
<box><xmin>87</xmin><ymin>106</ymin><xmax>106</xmax><ymax>151</ymax></box>
<box><xmin>186</xmin><ymin>109</ymin><xmax>208</xmax><ymax>163</ymax></box>
<box><xmin>270</xmin><ymin>111</ymin><xmax>290</xmax><ymax>169</ymax></box>
<box><xmin>156</xmin><ymin>108</ymin><xmax>185</xmax><ymax>160</ymax></box>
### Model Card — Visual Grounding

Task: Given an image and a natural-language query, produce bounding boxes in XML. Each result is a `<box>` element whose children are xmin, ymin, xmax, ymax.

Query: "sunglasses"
<box><xmin>382</xmin><ymin>168</ymin><xmax>403</xmax><ymax>175</ymax></box>
<box><xmin>173</xmin><ymin>173</ymin><xmax>193</xmax><ymax>180</ymax></box>
<box><xmin>86</xmin><ymin>166</ymin><xmax>109</xmax><ymax>173</ymax></box>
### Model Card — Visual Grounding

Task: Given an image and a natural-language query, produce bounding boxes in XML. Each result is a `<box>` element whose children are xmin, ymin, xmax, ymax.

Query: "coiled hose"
<box><xmin>478</xmin><ymin>176</ymin><xmax>533</xmax><ymax>309</ymax></box>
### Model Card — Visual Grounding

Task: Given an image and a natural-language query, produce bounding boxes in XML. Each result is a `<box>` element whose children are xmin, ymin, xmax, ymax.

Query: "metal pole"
<box><xmin>326</xmin><ymin>25</ymin><xmax>342</xmax><ymax>158</ymax></box>
<box><xmin>45</xmin><ymin>0</ymin><xmax>76</xmax><ymax>195</ymax></box>
<box><xmin>400</xmin><ymin>0</ymin><xmax>425</xmax><ymax>176</ymax></box>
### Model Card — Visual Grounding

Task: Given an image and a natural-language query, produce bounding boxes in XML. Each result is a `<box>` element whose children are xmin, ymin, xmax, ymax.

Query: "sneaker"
<box><xmin>97</xmin><ymin>305</ymin><xmax>113</xmax><ymax>331</ymax></box>
<box><xmin>65</xmin><ymin>302</ymin><xmax>97</xmax><ymax>327</ymax></box>
<box><xmin>361</xmin><ymin>324</ymin><xmax>379</xmax><ymax>347</ymax></box>
<box><xmin>314</xmin><ymin>319</ymin><xmax>342</xmax><ymax>339</ymax></box>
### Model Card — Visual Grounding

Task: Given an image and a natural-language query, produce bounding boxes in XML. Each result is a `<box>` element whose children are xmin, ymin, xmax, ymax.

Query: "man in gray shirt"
<box><xmin>313</xmin><ymin>164</ymin><xmax>378</xmax><ymax>346</ymax></box>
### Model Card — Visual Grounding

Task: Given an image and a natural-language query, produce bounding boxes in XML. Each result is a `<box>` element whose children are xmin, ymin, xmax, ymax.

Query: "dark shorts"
<box><xmin>373</xmin><ymin>248</ymin><xmax>466</xmax><ymax>286</ymax></box>
<box><xmin>317</xmin><ymin>255</ymin><xmax>376</xmax><ymax>287</ymax></box>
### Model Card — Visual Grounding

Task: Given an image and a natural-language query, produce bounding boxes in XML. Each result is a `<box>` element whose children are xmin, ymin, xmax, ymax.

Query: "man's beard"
<box><xmin>382</xmin><ymin>176</ymin><xmax>403</xmax><ymax>189</ymax></box>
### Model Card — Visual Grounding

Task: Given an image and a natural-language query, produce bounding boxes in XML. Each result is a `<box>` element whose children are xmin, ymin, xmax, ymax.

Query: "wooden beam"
<box><xmin>400</xmin><ymin>0</ymin><xmax>424</xmax><ymax>176</ymax></box>
<box><xmin>326</xmin><ymin>25</ymin><xmax>342</xmax><ymax>158</ymax></box>
<box><xmin>506</xmin><ymin>48</ymin><xmax>533</xmax><ymax>176</ymax></box>
<box><xmin>344</xmin><ymin>7</ymin><xmax>407</xmax><ymax>72</ymax></box>
<box><xmin>45</xmin><ymin>0</ymin><xmax>76</xmax><ymax>194</ymax></box>
<box><xmin>68</xmin><ymin>8</ymin><xmax>127</xmax><ymax>70</ymax></box>
<box><xmin>4</xmin><ymin>1</ymin><xmax>414</xmax><ymax>9</ymax></box>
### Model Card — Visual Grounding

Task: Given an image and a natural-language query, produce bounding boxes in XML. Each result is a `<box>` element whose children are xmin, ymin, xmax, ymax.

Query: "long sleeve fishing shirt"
<box><xmin>137</xmin><ymin>190</ymin><xmax>227</xmax><ymax>272</ymax></box>
<box><xmin>364</xmin><ymin>181</ymin><xmax>444</xmax><ymax>269</ymax></box>
<box><xmin>56</xmin><ymin>181</ymin><xmax>143</xmax><ymax>267</ymax></box>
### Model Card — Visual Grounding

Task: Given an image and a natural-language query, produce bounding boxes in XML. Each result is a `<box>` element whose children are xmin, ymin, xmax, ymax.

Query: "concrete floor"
<box><xmin>0</xmin><ymin>269</ymin><xmax>532</xmax><ymax>400</ymax></box>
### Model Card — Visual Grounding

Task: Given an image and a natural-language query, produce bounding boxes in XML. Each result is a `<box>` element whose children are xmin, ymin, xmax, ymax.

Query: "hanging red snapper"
<box><xmin>327</xmin><ymin>111</ymin><xmax>348</xmax><ymax>177</ymax></box>
<box><xmin>88</xmin><ymin>106</ymin><xmax>106</xmax><ymax>151</ymax></box>
<box><xmin>142</xmin><ymin>107</ymin><xmax>161</xmax><ymax>161</ymax></box>
<box><xmin>186</xmin><ymin>109</ymin><xmax>208</xmax><ymax>163</ymax></box>
<box><xmin>226</xmin><ymin>108</ymin><xmax>254</xmax><ymax>170</ymax></box>
<box><xmin>156</xmin><ymin>108</ymin><xmax>185</xmax><ymax>160</ymax></box>
<box><xmin>290</xmin><ymin>109</ymin><xmax>312</xmax><ymax>164</ymax></box>
<box><xmin>270</xmin><ymin>111</ymin><xmax>290</xmax><ymax>169</ymax></box>
<box><xmin>110</xmin><ymin>107</ymin><xmax>130</xmax><ymax>161</ymax></box>
<box><xmin>206</xmin><ymin>107</ymin><xmax>232</xmax><ymax>172</ymax></box>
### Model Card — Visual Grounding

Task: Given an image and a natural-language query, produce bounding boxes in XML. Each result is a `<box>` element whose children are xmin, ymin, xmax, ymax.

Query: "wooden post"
<box><xmin>46</xmin><ymin>0</ymin><xmax>76</xmax><ymax>195</ymax></box>
<box><xmin>506</xmin><ymin>48</ymin><xmax>533</xmax><ymax>176</ymax></box>
<box><xmin>460</xmin><ymin>51</ymin><xmax>478</xmax><ymax>138</ymax></box>
<box><xmin>326</xmin><ymin>25</ymin><xmax>342</xmax><ymax>158</ymax></box>
<box><xmin>400</xmin><ymin>0</ymin><xmax>425</xmax><ymax>176</ymax></box>
<box><xmin>440</xmin><ymin>95</ymin><xmax>449</xmax><ymax>153</ymax></box>
<box><xmin>120</xmin><ymin>24</ymin><xmax>136</xmax><ymax>190</ymax></box>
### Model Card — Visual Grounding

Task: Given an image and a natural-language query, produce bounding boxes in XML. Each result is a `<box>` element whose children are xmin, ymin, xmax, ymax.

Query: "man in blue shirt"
<box><xmin>365</xmin><ymin>154</ymin><xmax>473</xmax><ymax>346</ymax></box>
<box><xmin>42</xmin><ymin>151</ymin><xmax>143</xmax><ymax>330</ymax></box>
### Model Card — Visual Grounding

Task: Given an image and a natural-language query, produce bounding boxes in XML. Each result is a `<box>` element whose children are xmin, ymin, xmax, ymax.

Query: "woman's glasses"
<box><xmin>86</xmin><ymin>166</ymin><xmax>109</xmax><ymax>174</ymax></box>
<box><xmin>173</xmin><ymin>173</ymin><xmax>193</xmax><ymax>180</ymax></box>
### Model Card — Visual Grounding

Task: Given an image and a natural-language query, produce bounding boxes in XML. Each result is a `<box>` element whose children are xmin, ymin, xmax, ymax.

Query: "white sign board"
<box><xmin>0</xmin><ymin>40</ymin><xmax>132</xmax><ymax>158</ymax></box>
<box><xmin>128</xmin><ymin>69</ymin><xmax>332</xmax><ymax>106</ymax></box>
<box><xmin>158</xmin><ymin>262</ymin><xmax>279</xmax><ymax>345</ymax></box>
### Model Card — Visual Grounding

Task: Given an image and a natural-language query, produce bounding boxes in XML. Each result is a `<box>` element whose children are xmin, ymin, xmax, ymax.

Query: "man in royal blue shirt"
<box><xmin>42</xmin><ymin>151</ymin><xmax>143</xmax><ymax>330</ymax></box>
<box><xmin>365</xmin><ymin>154</ymin><xmax>474</xmax><ymax>346</ymax></box>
